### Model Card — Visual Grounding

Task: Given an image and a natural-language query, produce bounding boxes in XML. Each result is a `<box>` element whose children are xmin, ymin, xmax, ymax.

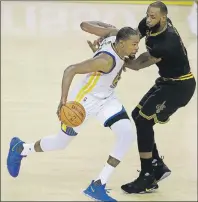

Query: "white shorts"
<box><xmin>61</xmin><ymin>84</ymin><xmax>127</xmax><ymax>134</ymax></box>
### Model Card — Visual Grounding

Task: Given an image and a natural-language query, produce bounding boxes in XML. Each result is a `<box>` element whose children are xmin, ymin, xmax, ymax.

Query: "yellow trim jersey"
<box><xmin>76</xmin><ymin>36</ymin><xmax>125</xmax><ymax>101</ymax></box>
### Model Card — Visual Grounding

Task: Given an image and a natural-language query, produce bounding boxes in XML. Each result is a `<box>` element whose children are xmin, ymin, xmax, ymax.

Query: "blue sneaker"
<box><xmin>7</xmin><ymin>137</ymin><xmax>26</xmax><ymax>178</ymax></box>
<box><xmin>83</xmin><ymin>180</ymin><xmax>117</xmax><ymax>201</ymax></box>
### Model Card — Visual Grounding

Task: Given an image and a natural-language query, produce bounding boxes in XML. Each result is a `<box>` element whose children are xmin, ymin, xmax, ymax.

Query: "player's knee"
<box><xmin>104</xmin><ymin>106</ymin><xmax>129</xmax><ymax>128</ymax></box>
<box><xmin>111</xmin><ymin>119</ymin><xmax>136</xmax><ymax>143</ymax></box>
<box><xmin>136</xmin><ymin>114</ymin><xmax>149</xmax><ymax>126</ymax></box>
<box><xmin>135</xmin><ymin>114</ymin><xmax>155</xmax><ymax>128</ymax></box>
<box><xmin>135</xmin><ymin>116</ymin><xmax>154</xmax><ymax>152</ymax></box>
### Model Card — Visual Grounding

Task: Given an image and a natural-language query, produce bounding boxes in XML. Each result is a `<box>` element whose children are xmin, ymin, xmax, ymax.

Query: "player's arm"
<box><xmin>124</xmin><ymin>52</ymin><xmax>161</xmax><ymax>71</ymax></box>
<box><xmin>60</xmin><ymin>54</ymin><xmax>113</xmax><ymax>103</ymax></box>
<box><xmin>136</xmin><ymin>17</ymin><xmax>147</xmax><ymax>40</ymax></box>
<box><xmin>136</xmin><ymin>28</ymin><xmax>144</xmax><ymax>40</ymax></box>
<box><xmin>80</xmin><ymin>21</ymin><xmax>118</xmax><ymax>37</ymax></box>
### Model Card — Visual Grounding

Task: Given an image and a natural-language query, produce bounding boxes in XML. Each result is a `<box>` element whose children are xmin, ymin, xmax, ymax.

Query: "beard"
<box><xmin>148</xmin><ymin>21</ymin><xmax>161</xmax><ymax>33</ymax></box>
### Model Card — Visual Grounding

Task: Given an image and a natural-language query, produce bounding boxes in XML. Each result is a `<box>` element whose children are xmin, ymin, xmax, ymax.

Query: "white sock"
<box><xmin>95</xmin><ymin>163</ymin><xmax>115</xmax><ymax>185</ymax></box>
<box><xmin>94</xmin><ymin>119</ymin><xmax>135</xmax><ymax>185</ymax></box>
<box><xmin>21</xmin><ymin>143</ymin><xmax>35</xmax><ymax>156</ymax></box>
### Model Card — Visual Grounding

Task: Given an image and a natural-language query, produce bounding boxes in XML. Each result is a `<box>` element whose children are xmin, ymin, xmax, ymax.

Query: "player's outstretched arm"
<box><xmin>80</xmin><ymin>21</ymin><xmax>118</xmax><ymax>37</ymax></box>
<box><xmin>124</xmin><ymin>51</ymin><xmax>161</xmax><ymax>71</ymax></box>
<box><xmin>60</xmin><ymin>54</ymin><xmax>113</xmax><ymax>103</ymax></box>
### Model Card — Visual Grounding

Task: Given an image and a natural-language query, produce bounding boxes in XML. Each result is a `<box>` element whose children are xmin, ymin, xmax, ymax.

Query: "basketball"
<box><xmin>60</xmin><ymin>101</ymin><xmax>86</xmax><ymax>127</ymax></box>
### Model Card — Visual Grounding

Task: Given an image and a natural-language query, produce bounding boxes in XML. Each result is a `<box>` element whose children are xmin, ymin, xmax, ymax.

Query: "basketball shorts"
<box><xmin>61</xmin><ymin>83</ymin><xmax>129</xmax><ymax>134</ymax></box>
<box><xmin>134</xmin><ymin>75</ymin><xmax>196</xmax><ymax>124</ymax></box>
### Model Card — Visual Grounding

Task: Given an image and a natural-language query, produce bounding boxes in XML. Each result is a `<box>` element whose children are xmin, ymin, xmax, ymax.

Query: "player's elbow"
<box><xmin>80</xmin><ymin>22</ymin><xmax>88</xmax><ymax>31</ymax></box>
<box><xmin>64</xmin><ymin>65</ymin><xmax>76</xmax><ymax>76</ymax></box>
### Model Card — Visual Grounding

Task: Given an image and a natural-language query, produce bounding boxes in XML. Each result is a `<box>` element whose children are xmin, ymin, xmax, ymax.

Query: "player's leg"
<box><xmin>6</xmin><ymin>86</ymin><xmax>93</xmax><ymax>178</ymax></box>
<box><xmin>7</xmin><ymin>126</ymin><xmax>80</xmax><ymax>178</ymax></box>
<box><xmin>132</xmin><ymin>84</ymin><xmax>159</xmax><ymax>120</ymax></box>
<box><xmin>96</xmin><ymin>96</ymin><xmax>135</xmax><ymax>185</ymax></box>
<box><xmin>121</xmin><ymin>77</ymin><xmax>196</xmax><ymax>194</ymax></box>
<box><xmin>147</xmin><ymin>75</ymin><xmax>195</xmax><ymax>182</ymax></box>
<box><xmin>131</xmin><ymin>84</ymin><xmax>171</xmax><ymax>182</ymax></box>
<box><xmin>151</xmin><ymin>78</ymin><xmax>196</xmax><ymax>183</ymax></box>
<box><xmin>121</xmin><ymin>83</ymin><xmax>172</xmax><ymax>194</ymax></box>
<box><xmin>83</xmin><ymin>95</ymin><xmax>135</xmax><ymax>201</ymax></box>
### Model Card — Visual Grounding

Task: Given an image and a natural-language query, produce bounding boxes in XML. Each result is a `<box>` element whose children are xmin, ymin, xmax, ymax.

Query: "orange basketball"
<box><xmin>60</xmin><ymin>101</ymin><xmax>86</xmax><ymax>127</ymax></box>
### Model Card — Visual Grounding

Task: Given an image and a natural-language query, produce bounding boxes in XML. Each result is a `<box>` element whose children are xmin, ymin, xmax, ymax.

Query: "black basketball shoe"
<box><xmin>121</xmin><ymin>171</ymin><xmax>158</xmax><ymax>194</ymax></box>
<box><xmin>152</xmin><ymin>156</ymin><xmax>171</xmax><ymax>183</ymax></box>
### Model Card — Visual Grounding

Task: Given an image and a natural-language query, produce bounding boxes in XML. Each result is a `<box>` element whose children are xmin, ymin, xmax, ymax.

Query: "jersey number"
<box><xmin>111</xmin><ymin>69</ymin><xmax>122</xmax><ymax>88</ymax></box>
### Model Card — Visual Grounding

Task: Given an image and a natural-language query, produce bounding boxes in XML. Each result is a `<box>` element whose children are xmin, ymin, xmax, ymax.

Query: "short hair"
<box><xmin>149</xmin><ymin>1</ymin><xmax>168</xmax><ymax>15</ymax></box>
<box><xmin>116</xmin><ymin>27</ymin><xmax>139</xmax><ymax>42</ymax></box>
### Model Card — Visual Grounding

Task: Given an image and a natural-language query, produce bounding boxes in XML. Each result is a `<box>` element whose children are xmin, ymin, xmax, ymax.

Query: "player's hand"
<box><xmin>154</xmin><ymin>58</ymin><xmax>162</xmax><ymax>63</ymax></box>
<box><xmin>87</xmin><ymin>40</ymin><xmax>99</xmax><ymax>53</ymax></box>
<box><xmin>95</xmin><ymin>37</ymin><xmax>104</xmax><ymax>45</ymax></box>
<box><xmin>56</xmin><ymin>99</ymin><xmax>66</xmax><ymax>121</ymax></box>
<box><xmin>123</xmin><ymin>55</ymin><xmax>136</xmax><ymax>72</ymax></box>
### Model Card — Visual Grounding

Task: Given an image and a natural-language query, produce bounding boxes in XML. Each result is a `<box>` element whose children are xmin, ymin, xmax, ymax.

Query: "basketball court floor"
<box><xmin>1</xmin><ymin>1</ymin><xmax>197</xmax><ymax>201</ymax></box>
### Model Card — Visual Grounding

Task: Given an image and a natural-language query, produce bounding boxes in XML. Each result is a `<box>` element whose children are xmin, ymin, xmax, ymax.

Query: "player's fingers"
<box><xmin>157</xmin><ymin>58</ymin><xmax>162</xmax><ymax>62</ymax></box>
<box><xmin>87</xmin><ymin>41</ymin><xmax>96</xmax><ymax>51</ymax></box>
<box><xmin>98</xmin><ymin>37</ymin><xmax>104</xmax><ymax>43</ymax></box>
<box><xmin>57</xmin><ymin>103</ymin><xmax>62</xmax><ymax>117</ymax></box>
<box><xmin>93</xmin><ymin>40</ymin><xmax>98</xmax><ymax>46</ymax></box>
<box><xmin>155</xmin><ymin>58</ymin><xmax>162</xmax><ymax>63</ymax></box>
<box><xmin>153</xmin><ymin>57</ymin><xmax>161</xmax><ymax>62</ymax></box>
<box><xmin>56</xmin><ymin>108</ymin><xmax>60</xmax><ymax>116</ymax></box>
<box><xmin>57</xmin><ymin>109</ymin><xmax>61</xmax><ymax>121</ymax></box>
<box><xmin>87</xmin><ymin>40</ymin><xmax>93</xmax><ymax>47</ymax></box>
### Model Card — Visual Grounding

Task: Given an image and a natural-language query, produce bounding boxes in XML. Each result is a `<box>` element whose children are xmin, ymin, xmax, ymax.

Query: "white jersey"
<box><xmin>79</xmin><ymin>36</ymin><xmax>124</xmax><ymax>99</ymax></box>
<box><xmin>66</xmin><ymin>36</ymin><xmax>126</xmax><ymax>132</ymax></box>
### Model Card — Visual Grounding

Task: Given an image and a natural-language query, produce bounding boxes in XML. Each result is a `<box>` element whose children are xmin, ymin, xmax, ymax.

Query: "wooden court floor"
<box><xmin>1</xmin><ymin>2</ymin><xmax>197</xmax><ymax>201</ymax></box>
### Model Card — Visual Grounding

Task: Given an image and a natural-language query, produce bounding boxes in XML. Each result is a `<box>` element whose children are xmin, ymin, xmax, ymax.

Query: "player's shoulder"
<box><xmin>100</xmin><ymin>36</ymin><xmax>116</xmax><ymax>46</ymax></box>
<box><xmin>163</xmin><ymin>27</ymin><xmax>181</xmax><ymax>48</ymax></box>
<box><xmin>166</xmin><ymin>26</ymin><xmax>179</xmax><ymax>40</ymax></box>
<box><xmin>138</xmin><ymin>17</ymin><xmax>147</xmax><ymax>29</ymax></box>
<box><xmin>95</xmin><ymin>51</ymin><xmax>115</xmax><ymax>64</ymax></box>
<box><xmin>164</xmin><ymin>19</ymin><xmax>179</xmax><ymax>38</ymax></box>
<box><xmin>138</xmin><ymin>17</ymin><xmax>147</xmax><ymax>37</ymax></box>
<box><xmin>139</xmin><ymin>17</ymin><xmax>147</xmax><ymax>25</ymax></box>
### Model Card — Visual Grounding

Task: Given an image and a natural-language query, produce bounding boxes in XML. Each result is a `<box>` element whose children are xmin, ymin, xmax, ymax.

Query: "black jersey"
<box><xmin>138</xmin><ymin>17</ymin><xmax>191</xmax><ymax>78</ymax></box>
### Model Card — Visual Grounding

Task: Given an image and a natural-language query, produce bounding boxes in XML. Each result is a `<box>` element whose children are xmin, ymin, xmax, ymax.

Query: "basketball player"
<box><xmin>7</xmin><ymin>27</ymin><xmax>140</xmax><ymax>201</ymax></box>
<box><xmin>120</xmin><ymin>1</ymin><xmax>196</xmax><ymax>193</ymax></box>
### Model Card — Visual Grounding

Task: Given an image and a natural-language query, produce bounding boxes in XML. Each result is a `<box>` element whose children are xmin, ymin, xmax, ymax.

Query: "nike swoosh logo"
<box><xmin>12</xmin><ymin>141</ymin><xmax>22</xmax><ymax>152</ymax></box>
<box><xmin>90</xmin><ymin>186</ymin><xmax>95</xmax><ymax>192</ymax></box>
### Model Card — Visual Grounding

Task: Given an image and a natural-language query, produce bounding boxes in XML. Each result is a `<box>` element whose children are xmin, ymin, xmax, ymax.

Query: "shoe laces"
<box><xmin>102</xmin><ymin>184</ymin><xmax>112</xmax><ymax>194</ymax></box>
<box><xmin>95</xmin><ymin>183</ymin><xmax>112</xmax><ymax>194</ymax></box>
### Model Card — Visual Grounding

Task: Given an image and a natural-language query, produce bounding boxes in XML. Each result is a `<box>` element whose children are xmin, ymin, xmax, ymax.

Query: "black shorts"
<box><xmin>136</xmin><ymin>74</ymin><xmax>196</xmax><ymax>124</ymax></box>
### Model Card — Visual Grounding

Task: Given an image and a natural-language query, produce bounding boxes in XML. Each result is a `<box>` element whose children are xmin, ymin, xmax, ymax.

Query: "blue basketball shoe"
<box><xmin>7</xmin><ymin>137</ymin><xmax>26</xmax><ymax>177</ymax></box>
<box><xmin>83</xmin><ymin>180</ymin><xmax>117</xmax><ymax>201</ymax></box>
